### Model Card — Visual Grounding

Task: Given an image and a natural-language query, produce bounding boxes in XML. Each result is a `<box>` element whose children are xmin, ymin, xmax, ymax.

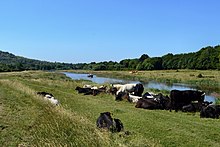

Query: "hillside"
<box><xmin>1</xmin><ymin>45</ymin><xmax>220</xmax><ymax>71</ymax></box>
<box><xmin>0</xmin><ymin>51</ymin><xmax>73</xmax><ymax>71</ymax></box>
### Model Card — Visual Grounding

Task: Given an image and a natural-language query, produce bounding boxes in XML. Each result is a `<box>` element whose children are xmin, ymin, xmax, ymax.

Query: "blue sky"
<box><xmin>0</xmin><ymin>0</ymin><xmax>219</xmax><ymax>63</ymax></box>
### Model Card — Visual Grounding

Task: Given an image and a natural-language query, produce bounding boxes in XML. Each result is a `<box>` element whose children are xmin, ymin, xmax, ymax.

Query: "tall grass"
<box><xmin>1</xmin><ymin>71</ymin><xmax>220</xmax><ymax>146</ymax></box>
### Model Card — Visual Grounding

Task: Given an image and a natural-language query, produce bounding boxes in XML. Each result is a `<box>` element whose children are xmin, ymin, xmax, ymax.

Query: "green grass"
<box><xmin>1</xmin><ymin>71</ymin><xmax>220</xmax><ymax>146</ymax></box>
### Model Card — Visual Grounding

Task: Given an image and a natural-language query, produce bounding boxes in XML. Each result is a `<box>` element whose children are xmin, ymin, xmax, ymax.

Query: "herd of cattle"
<box><xmin>75</xmin><ymin>83</ymin><xmax>220</xmax><ymax>119</ymax></box>
<box><xmin>35</xmin><ymin>82</ymin><xmax>219</xmax><ymax>133</ymax></box>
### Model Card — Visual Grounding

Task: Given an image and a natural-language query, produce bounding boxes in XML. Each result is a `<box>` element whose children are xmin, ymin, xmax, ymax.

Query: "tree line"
<box><xmin>0</xmin><ymin>45</ymin><xmax>220</xmax><ymax>72</ymax></box>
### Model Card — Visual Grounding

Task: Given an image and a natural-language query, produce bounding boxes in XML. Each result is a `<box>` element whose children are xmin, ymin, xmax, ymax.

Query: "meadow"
<box><xmin>1</xmin><ymin>70</ymin><xmax>220</xmax><ymax>147</ymax></box>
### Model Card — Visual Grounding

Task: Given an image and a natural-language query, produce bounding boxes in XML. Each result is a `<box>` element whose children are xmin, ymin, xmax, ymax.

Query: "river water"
<box><xmin>63</xmin><ymin>72</ymin><xmax>216</xmax><ymax>103</ymax></box>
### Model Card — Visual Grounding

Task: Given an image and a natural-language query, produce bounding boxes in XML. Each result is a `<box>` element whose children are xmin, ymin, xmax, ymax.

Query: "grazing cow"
<box><xmin>182</xmin><ymin>101</ymin><xmax>212</xmax><ymax>112</ymax></box>
<box><xmin>170</xmin><ymin>90</ymin><xmax>205</xmax><ymax>112</ymax></box>
<box><xmin>37</xmin><ymin>91</ymin><xmax>59</xmax><ymax>105</ymax></box>
<box><xmin>200</xmin><ymin>105</ymin><xmax>220</xmax><ymax>119</ymax></box>
<box><xmin>96</xmin><ymin>112</ymin><xmax>124</xmax><ymax>132</ymax></box>
<box><xmin>112</xmin><ymin>83</ymin><xmax>144</xmax><ymax>96</ymax></box>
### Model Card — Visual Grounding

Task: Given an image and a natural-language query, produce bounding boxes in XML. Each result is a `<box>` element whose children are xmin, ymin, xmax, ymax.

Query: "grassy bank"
<box><xmin>1</xmin><ymin>71</ymin><xmax>220</xmax><ymax>146</ymax></box>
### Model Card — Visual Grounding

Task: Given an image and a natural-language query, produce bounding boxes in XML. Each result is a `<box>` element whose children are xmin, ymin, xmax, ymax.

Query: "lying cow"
<box><xmin>115</xmin><ymin>92</ymin><xmax>142</xmax><ymax>103</ymax></box>
<box><xmin>96</xmin><ymin>112</ymin><xmax>124</xmax><ymax>132</ymax></box>
<box><xmin>112</xmin><ymin>83</ymin><xmax>144</xmax><ymax>96</ymax></box>
<box><xmin>75</xmin><ymin>86</ymin><xmax>107</xmax><ymax>96</ymax></box>
<box><xmin>200</xmin><ymin>104</ymin><xmax>220</xmax><ymax>119</ymax></box>
<box><xmin>135</xmin><ymin>93</ymin><xmax>171</xmax><ymax>110</ymax></box>
<box><xmin>75</xmin><ymin>86</ymin><xmax>93</xmax><ymax>95</ymax></box>
<box><xmin>135</xmin><ymin>98</ymin><xmax>164</xmax><ymax>109</ymax></box>
<box><xmin>182</xmin><ymin>101</ymin><xmax>212</xmax><ymax>113</ymax></box>
<box><xmin>37</xmin><ymin>91</ymin><xmax>59</xmax><ymax>105</ymax></box>
<box><xmin>170</xmin><ymin>89</ymin><xmax>205</xmax><ymax>112</ymax></box>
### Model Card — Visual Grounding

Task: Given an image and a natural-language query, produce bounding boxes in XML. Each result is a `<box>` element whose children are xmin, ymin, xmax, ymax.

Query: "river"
<box><xmin>63</xmin><ymin>72</ymin><xmax>216</xmax><ymax>103</ymax></box>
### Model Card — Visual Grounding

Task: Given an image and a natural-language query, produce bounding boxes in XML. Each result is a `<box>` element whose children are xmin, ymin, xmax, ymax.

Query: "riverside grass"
<box><xmin>1</xmin><ymin>71</ymin><xmax>220</xmax><ymax>146</ymax></box>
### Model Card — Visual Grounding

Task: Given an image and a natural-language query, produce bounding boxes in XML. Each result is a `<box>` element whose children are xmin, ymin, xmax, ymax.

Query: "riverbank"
<box><xmin>1</xmin><ymin>71</ymin><xmax>220</xmax><ymax>146</ymax></box>
<box><xmin>65</xmin><ymin>70</ymin><xmax>220</xmax><ymax>98</ymax></box>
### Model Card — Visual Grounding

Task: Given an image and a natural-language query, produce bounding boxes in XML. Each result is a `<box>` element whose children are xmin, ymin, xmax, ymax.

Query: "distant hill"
<box><xmin>0</xmin><ymin>45</ymin><xmax>220</xmax><ymax>72</ymax></box>
<box><xmin>0</xmin><ymin>51</ymin><xmax>73</xmax><ymax>72</ymax></box>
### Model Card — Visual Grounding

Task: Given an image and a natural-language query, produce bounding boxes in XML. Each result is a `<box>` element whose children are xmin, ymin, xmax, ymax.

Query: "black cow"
<box><xmin>87</xmin><ymin>74</ymin><xmax>93</xmax><ymax>78</ymax></box>
<box><xmin>112</xmin><ymin>118</ymin><xmax>124</xmax><ymax>132</ymax></box>
<box><xmin>96</xmin><ymin>112</ymin><xmax>113</xmax><ymax>130</ymax></box>
<box><xmin>170</xmin><ymin>90</ymin><xmax>205</xmax><ymax>112</ymax></box>
<box><xmin>96</xmin><ymin>112</ymin><xmax>124</xmax><ymax>132</ymax></box>
<box><xmin>75</xmin><ymin>86</ymin><xmax>93</xmax><ymax>94</ymax></box>
<box><xmin>182</xmin><ymin>101</ymin><xmax>212</xmax><ymax>113</ymax></box>
<box><xmin>200</xmin><ymin>105</ymin><xmax>220</xmax><ymax>119</ymax></box>
<box><xmin>115</xmin><ymin>91</ymin><xmax>130</xmax><ymax>101</ymax></box>
<box><xmin>75</xmin><ymin>86</ymin><xmax>107</xmax><ymax>96</ymax></box>
<box><xmin>108</xmin><ymin>87</ymin><xmax>118</xmax><ymax>95</ymax></box>
<box><xmin>133</xmin><ymin>83</ymin><xmax>144</xmax><ymax>97</ymax></box>
<box><xmin>135</xmin><ymin>98</ymin><xmax>164</xmax><ymax>110</ymax></box>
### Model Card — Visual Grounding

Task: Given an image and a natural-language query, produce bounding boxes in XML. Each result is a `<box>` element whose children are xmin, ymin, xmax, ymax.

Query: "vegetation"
<box><xmin>1</xmin><ymin>71</ymin><xmax>220</xmax><ymax>146</ymax></box>
<box><xmin>0</xmin><ymin>51</ymin><xmax>74</xmax><ymax>71</ymax></box>
<box><xmin>1</xmin><ymin>45</ymin><xmax>220</xmax><ymax>72</ymax></box>
<box><xmin>77</xmin><ymin>45</ymin><xmax>220</xmax><ymax>70</ymax></box>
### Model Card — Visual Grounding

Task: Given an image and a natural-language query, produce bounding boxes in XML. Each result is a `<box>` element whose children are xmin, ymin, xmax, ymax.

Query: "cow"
<box><xmin>112</xmin><ymin>118</ymin><xmax>124</xmax><ymax>132</ymax></box>
<box><xmin>75</xmin><ymin>86</ymin><xmax>107</xmax><ymax>96</ymax></box>
<box><xmin>128</xmin><ymin>94</ymin><xmax>142</xmax><ymax>103</ymax></box>
<box><xmin>135</xmin><ymin>93</ymin><xmax>171</xmax><ymax>110</ymax></box>
<box><xmin>108</xmin><ymin>87</ymin><xmax>118</xmax><ymax>95</ymax></box>
<box><xmin>87</xmin><ymin>74</ymin><xmax>93</xmax><ymax>78</ymax></box>
<box><xmin>37</xmin><ymin>91</ymin><xmax>54</xmax><ymax>97</ymax></box>
<box><xmin>170</xmin><ymin>90</ymin><xmax>205</xmax><ymax>112</ymax></box>
<box><xmin>200</xmin><ymin>105</ymin><xmax>220</xmax><ymax>119</ymax></box>
<box><xmin>37</xmin><ymin>91</ymin><xmax>59</xmax><ymax>105</ymax></box>
<box><xmin>115</xmin><ymin>91</ymin><xmax>130</xmax><ymax>101</ymax></box>
<box><xmin>133</xmin><ymin>83</ymin><xmax>144</xmax><ymax>97</ymax></box>
<box><xmin>182</xmin><ymin>101</ymin><xmax>212</xmax><ymax>113</ymax></box>
<box><xmin>142</xmin><ymin>92</ymin><xmax>155</xmax><ymax>99</ymax></box>
<box><xmin>112</xmin><ymin>83</ymin><xmax>144</xmax><ymax>96</ymax></box>
<box><xmin>115</xmin><ymin>91</ymin><xmax>142</xmax><ymax>103</ymax></box>
<box><xmin>75</xmin><ymin>86</ymin><xmax>93</xmax><ymax>95</ymax></box>
<box><xmin>135</xmin><ymin>98</ymin><xmax>163</xmax><ymax>109</ymax></box>
<box><xmin>96</xmin><ymin>112</ymin><xmax>124</xmax><ymax>132</ymax></box>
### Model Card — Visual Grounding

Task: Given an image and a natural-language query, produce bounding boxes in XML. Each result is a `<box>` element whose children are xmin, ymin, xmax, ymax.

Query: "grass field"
<box><xmin>1</xmin><ymin>71</ymin><xmax>220</xmax><ymax>146</ymax></box>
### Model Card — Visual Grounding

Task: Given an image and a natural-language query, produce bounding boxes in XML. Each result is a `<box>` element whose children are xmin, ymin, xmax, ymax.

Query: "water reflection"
<box><xmin>63</xmin><ymin>72</ymin><xmax>216</xmax><ymax>103</ymax></box>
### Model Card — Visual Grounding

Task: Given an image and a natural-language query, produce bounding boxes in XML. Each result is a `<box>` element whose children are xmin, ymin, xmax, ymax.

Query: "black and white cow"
<box><xmin>96</xmin><ymin>112</ymin><xmax>124</xmax><ymax>132</ymax></box>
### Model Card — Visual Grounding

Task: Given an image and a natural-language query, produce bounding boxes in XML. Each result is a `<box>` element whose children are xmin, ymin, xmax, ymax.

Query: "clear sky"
<box><xmin>0</xmin><ymin>0</ymin><xmax>219</xmax><ymax>63</ymax></box>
